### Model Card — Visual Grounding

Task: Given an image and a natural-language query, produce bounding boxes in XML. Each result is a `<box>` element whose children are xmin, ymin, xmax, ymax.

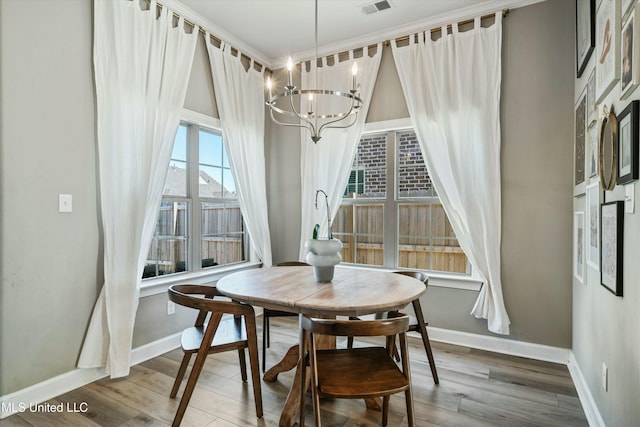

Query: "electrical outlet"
<box><xmin>167</xmin><ymin>301</ymin><xmax>176</xmax><ymax>315</ymax></box>
<box><xmin>602</xmin><ymin>363</ymin><xmax>608</xmax><ymax>391</ymax></box>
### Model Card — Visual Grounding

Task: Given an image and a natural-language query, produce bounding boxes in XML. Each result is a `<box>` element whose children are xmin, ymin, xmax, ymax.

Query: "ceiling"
<box><xmin>167</xmin><ymin>0</ymin><xmax>541</xmax><ymax>67</ymax></box>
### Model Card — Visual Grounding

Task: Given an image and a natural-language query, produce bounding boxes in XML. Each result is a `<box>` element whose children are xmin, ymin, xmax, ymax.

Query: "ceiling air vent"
<box><xmin>360</xmin><ymin>0</ymin><xmax>392</xmax><ymax>15</ymax></box>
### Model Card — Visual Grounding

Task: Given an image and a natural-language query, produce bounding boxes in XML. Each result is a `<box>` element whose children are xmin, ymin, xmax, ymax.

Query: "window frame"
<box><xmin>141</xmin><ymin>109</ymin><xmax>260</xmax><ymax>297</ymax></box>
<box><xmin>340</xmin><ymin>118</ymin><xmax>483</xmax><ymax>291</ymax></box>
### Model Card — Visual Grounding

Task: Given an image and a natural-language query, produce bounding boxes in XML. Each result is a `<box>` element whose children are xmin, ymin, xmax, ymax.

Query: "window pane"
<box><xmin>199</xmin><ymin>130</ymin><xmax>235</xmax><ymax>198</ymax></box>
<box><xmin>143</xmin><ymin>201</ymin><xmax>189</xmax><ymax>278</ymax></box>
<box><xmin>201</xmin><ymin>202</ymin><xmax>245</xmax><ymax>266</ymax></box>
<box><xmin>333</xmin><ymin>205</ymin><xmax>353</xmax><ymax>263</ymax></box>
<box><xmin>333</xmin><ymin>204</ymin><xmax>384</xmax><ymax>267</ymax></box>
<box><xmin>199</xmin><ymin>165</ymin><xmax>223</xmax><ymax>198</ymax></box>
<box><xmin>397</xmin><ymin>203</ymin><xmax>467</xmax><ymax>273</ymax></box>
<box><xmin>344</xmin><ymin>134</ymin><xmax>386</xmax><ymax>198</ymax></box>
<box><xmin>164</xmin><ymin>125</ymin><xmax>188</xmax><ymax>197</ymax></box>
<box><xmin>397</xmin><ymin>131</ymin><xmax>436</xmax><ymax>198</ymax></box>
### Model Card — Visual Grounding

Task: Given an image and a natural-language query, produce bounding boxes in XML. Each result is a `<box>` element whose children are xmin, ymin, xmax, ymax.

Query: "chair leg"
<box><xmin>299</xmin><ymin>326</ymin><xmax>308</xmax><ymax>427</ymax></box>
<box><xmin>244</xmin><ymin>314</ymin><xmax>264</xmax><ymax>418</ymax></box>
<box><xmin>172</xmin><ymin>314</ymin><xmax>222</xmax><ymax>427</ymax></box>
<box><xmin>262</xmin><ymin>314</ymin><xmax>268</xmax><ymax>372</ymax></box>
<box><xmin>238</xmin><ymin>348</ymin><xmax>248</xmax><ymax>382</ymax></box>
<box><xmin>308</xmin><ymin>334</ymin><xmax>322</xmax><ymax>427</ymax></box>
<box><xmin>346</xmin><ymin>316</ymin><xmax>359</xmax><ymax>348</ymax></box>
<box><xmin>412</xmin><ymin>299</ymin><xmax>439</xmax><ymax>384</ymax></box>
<box><xmin>382</xmin><ymin>395</ymin><xmax>390</xmax><ymax>426</ymax></box>
<box><xmin>405</xmin><ymin>389</ymin><xmax>415</xmax><ymax>427</ymax></box>
<box><xmin>170</xmin><ymin>353</ymin><xmax>191</xmax><ymax>398</ymax></box>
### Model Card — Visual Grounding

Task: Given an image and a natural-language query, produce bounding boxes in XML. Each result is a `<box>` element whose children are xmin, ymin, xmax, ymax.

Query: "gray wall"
<box><xmin>0</xmin><ymin>0</ymin><xmax>199</xmax><ymax>395</ymax></box>
<box><xmin>267</xmin><ymin>0</ymin><xmax>576</xmax><ymax>347</ymax></box>
<box><xmin>572</xmin><ymin>0</ymin><xmax>640</xmax><ymax>423</ymax></box>
<box><xmin>1</xmin><ymin>0</ymin><xmax>100</xmax><ymax>395</ymax></box>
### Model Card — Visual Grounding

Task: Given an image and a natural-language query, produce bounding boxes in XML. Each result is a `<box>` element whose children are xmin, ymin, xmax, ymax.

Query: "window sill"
<box><xmin>337</xmin><ymin>264</ymin><xmax>482</xmax><ymax>291</ymax></box>
<box><xmin>139</xmin><ymin>262</ymin><xmax>262</xmax><ymax>298</ymax></box>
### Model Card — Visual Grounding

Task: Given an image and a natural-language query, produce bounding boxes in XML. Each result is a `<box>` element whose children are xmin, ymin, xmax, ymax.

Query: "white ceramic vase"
<box><xmin>305</xmin><ymin>238</ymin><xmax>342</xmax><ymax>282</ymax></box>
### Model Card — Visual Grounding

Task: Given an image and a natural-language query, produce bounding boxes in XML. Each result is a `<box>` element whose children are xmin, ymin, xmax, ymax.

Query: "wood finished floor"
<box><xmin>1</xmin><ymin>317</ymin><xmax>587</xmax><ymax>427</ymax></box>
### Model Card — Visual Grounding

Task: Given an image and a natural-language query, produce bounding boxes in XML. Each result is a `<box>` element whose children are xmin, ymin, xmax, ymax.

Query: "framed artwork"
<box><xmin>589</xmin><ymin>122</ymin><xmax>599</xmax><ymax>177</ymax></box>
<box><xmin>586</xmin><ymin>182</ymin><xmax>602</xmax><ymax>270</ymax></box>
<box><xmin>575</xmin><ymin>92</ymin><xmax>587</xmax><ymax>195</ymax></box>
<box><xmin>621</xmin><ymin>8</ymin><xmax>640</xmax><ymax>98</ymax></box>
<box><xmin>596</xmin><ymin>0</ymin><xmax>621</xmax><ymax>102</ymax></box>
<box><xmin>577</xmin><ymin>0</ymin><xmax>596</xmax><ymax>77</ymax></box>
<box><xmin>623</xmin><ymin>0</ymin><xmax>634</xmax><ymax>16</ymax></box>
<box><xmin>587</xmin><ymin>69</ymin><xmax>597</xmax><ymax>124</ymax></box>
<box><xmin>599</xmin><ymin>108</ymin><xmax>619</xmax><ymax>190</ymax></box>
<box><xmin>574</xmin><ymin>211</ymin><xmax>586</xmax><ymax>284</ymax></box>
<box><xmin>600</xmin><ymin>201</ymin><xmax>623</xmax><ymax>296</ymax></box>
<box><xmin>617</xmin><ymin>100</ymin><xmax>639</xmax><ymax>184</ymax></box>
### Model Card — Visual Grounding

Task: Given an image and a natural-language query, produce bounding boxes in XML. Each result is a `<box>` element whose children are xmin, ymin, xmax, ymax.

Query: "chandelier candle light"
<box><xmin>265</xmin><ymin>0</ymin><xmax>363</xmax><ymax>143</ymax></box>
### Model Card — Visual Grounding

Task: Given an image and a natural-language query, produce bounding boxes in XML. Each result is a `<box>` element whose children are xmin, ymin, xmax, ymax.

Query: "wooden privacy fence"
<box><xmin>144</xmin><ymin>204</ymin><xmax>244</xmax><ymax>276</ymax></box>
<box><xmin>334</xmin><ymin>203</ymin><xmax>468</xmax><ymax>273</ymax></box>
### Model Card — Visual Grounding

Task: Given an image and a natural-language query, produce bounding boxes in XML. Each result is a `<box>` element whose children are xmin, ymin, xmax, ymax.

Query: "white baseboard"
<box><xmin>567</xmin><ymin>352</ymin><xmax>606</xmax><ymax>427</ymax></box>
<box><xmin>0</xmin><ymin>332</ymin><xmax>181</xmax><ymax>419</ymax></box>
<box><xmin>426</xmin><ymin>326</ymin><xmax>571</xmax><ymax>364</ymax></box>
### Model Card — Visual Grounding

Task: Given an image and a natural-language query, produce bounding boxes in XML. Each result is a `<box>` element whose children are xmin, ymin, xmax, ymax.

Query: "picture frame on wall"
<box><xmin>600</xmin><ymin>201</ymin><xmax>623</xmax><ymax>296</ymax></box>
<box><xmin>574</xmin><ymin>211</ymin><xmax>586</xmax><ymax>284</ymax></box>
<box><xmin>577</xmin><ymin>0</ymin><xmax>596</xmax><ymax>78</ymax></box>
<box><xmin>617</xmin><ymin>100</ymin><xmax>639</xmax><ymax>184</ymax></box>
<box><xmin>622</xmin><ymin>0</ymin><xmax>634</xmax><ymax>16</ymax></box>
<box><xmin>575</xmin><ymin>92</ymin><xmax>587</xmax><ymax>195</ymax></box>
<box><xmin>586</xmin><ymin>181</ymin><xmax>601</xmax><ymax>270</ymax></box>
<box><xmin>596</xmin><ymin>0</ymin><xmax>621</xmax><ymax>102</ymax></box>
<box><xmin>587</xmin><ymin>69</ymin><xmax>597</xmax><ymax>124</ymax></box>
<box><xmin>621</xmin><ymin>7</ymin><xmax>640</xmax><ymax>98</ymax></box>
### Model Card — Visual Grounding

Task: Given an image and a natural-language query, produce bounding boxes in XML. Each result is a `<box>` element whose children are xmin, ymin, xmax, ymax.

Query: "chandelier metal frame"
<box><xmin>265</xmin><ymin>0</ymin><xmax>363</xmax><ymax>143</ymax></box>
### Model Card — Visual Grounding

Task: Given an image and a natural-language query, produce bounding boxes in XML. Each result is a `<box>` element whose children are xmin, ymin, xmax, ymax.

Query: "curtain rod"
<box><xmin>308</xmin><ymin>9</ymin><xmax>508</xmax><ymax>65</ymax></box>
<box><xmin>150</xmin><ymin>1</ymin><xmax>269</xmax><ymax>72</ymax></box>
<box><xmin>149</xmin><ymin>2</ymin><xmax>508</xmax><ymax>72</ymax></box>
<box><xmin>383</xmin><ymin>9</ymin><xmax>509</xmax><ymax>47</ymax></box>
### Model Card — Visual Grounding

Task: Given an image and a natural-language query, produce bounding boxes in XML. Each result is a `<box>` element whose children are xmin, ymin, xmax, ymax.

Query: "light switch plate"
<box><xmin>59</xmin><ymin>194</ymin><xmax>72</xmax><ymax>213</ymax></box>
<box><xmin>625</xmin><ymin>183</ymin><xmax>635</xmax><ymax>213</ymax></box>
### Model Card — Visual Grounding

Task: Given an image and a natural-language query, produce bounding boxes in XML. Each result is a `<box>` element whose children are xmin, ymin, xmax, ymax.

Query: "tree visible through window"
<box><xmin>143</xmin><ymin>124</ymin><xmax>248</xmax><ymax>279</ymax></box>
<box><xmin>333</xmin><ymin>130</ymin><xmax>469</xmax><ymax>274</ymax></box>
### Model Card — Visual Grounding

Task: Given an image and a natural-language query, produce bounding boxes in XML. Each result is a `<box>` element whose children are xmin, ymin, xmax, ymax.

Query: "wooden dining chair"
<box><xmin>299</xmin><ymin>313</ymin><xmax>415</xmax><ymax>427</ymax></box>
<box><xmin>167</xmin><ymin>284</ymin><xmax>263</xmax><ymax>426</ymax></box>
<box><xmin>262</xmin><ymin>261</ymin><xmax>310</xmax><ymax>371</ymax></box>
<box><xmin>347</xmin><ymin>270</ymin><xmax>439</xmax><ymax>384</ymax></box>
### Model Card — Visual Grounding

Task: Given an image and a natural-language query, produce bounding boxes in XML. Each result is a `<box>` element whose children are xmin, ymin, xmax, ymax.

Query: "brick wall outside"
<box><xmin>352</xmin><ymin>131</ymin><xmax>433</xmax><ymax>196</ymax></box>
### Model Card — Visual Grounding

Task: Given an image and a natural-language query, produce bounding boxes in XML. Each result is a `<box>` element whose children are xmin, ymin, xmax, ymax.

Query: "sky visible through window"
<box><xmin>169</xmin><ymin>125</ymin><xmax>236</xmax><ymax>195</ymax></box>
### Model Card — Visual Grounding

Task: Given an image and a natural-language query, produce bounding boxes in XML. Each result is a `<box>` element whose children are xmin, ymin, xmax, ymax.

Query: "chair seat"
<box><xmin>315</xmin><ymin>347</ymin><xmax>410</xmax><ymax>398</ymax></box>
<box><xmin>181</xmin><ymin>316</ymin><xmax>248</xmax><ymax>353</ymax></box>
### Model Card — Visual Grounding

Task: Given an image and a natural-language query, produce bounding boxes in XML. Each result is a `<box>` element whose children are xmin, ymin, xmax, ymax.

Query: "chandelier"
<box><xmin>265</xmin><ymin>0</ymin><xmax>363</xmax><ymax>143</ymax></box>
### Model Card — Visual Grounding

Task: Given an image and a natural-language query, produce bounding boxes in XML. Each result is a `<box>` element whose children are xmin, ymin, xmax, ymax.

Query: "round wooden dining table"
<box><xmin>216</xmin><ymin>265</ymin><xmax>425</xmax><ymax>427</ymax></box>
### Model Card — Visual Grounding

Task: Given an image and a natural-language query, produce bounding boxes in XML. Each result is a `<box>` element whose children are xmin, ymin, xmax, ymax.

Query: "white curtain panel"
<box><xmin>78</xmin><ymin>0</ymin><xmax>198</xmax><ymax>377</ymax></box>
<box><xmin>206</xmin><ymin>40</ymin><xmax>273</xmax><ymax>267</ymax></box>
<box><xmin>392</xmin><ymin>14</ymin><xmax>510</xmax><ymax>335</ymax></box>
<box><xmin>299</xmin><ymin>45</ymin><xmax>382</xmax><ymax>258</ymax></box>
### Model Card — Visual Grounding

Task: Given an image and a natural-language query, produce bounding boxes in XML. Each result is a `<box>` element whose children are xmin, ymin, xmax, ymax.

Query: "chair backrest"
<box><xmin>168</xmin><ymin>284</ymin><xmax>254</xmax><ymax>325</ymax></box>
<box><xmin>276</xmin><ymin>261</ymin><xmax>310</xmax><ymax>266</ymax></box>
<box><xmin>393</xmin><ymin>270</ymin><xmax>428</xmax><ymax>287</ymax></box>
<box><xmin>301</xmin><ymin>313</ymin><xmax>409</xmax><ymax>338</ymax></box>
